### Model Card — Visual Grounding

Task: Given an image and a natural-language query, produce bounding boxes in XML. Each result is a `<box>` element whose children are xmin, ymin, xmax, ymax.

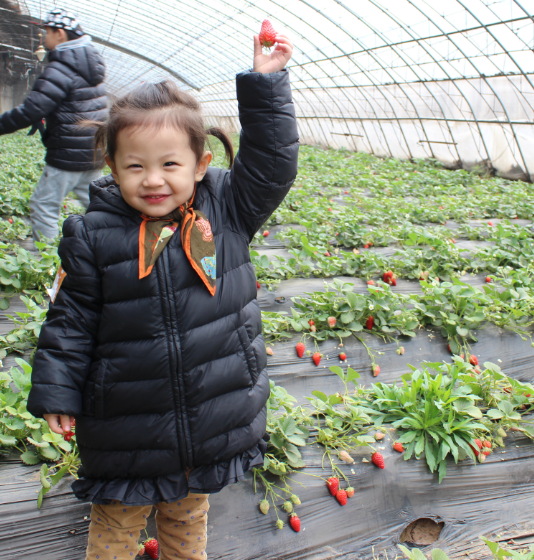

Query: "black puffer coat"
<box><xmin>0</xmin><ymin>35</ymin><xmax>107</xmax><ymax>171</ymax></box>
<box><xmin>27</xmin><ymin>69</ymin><xmax>299</xmax><ymax>505</ymax></box>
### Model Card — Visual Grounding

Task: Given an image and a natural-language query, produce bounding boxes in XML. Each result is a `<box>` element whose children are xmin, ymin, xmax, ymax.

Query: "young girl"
<box><xmin>27</xmin><ymin>32</ymin><xmax>297</xmax><ymax>559</ymax></box>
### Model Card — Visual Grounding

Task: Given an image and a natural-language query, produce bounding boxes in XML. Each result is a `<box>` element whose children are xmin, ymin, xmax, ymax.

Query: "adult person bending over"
<box><xmin>0</xmin><ymin>8</ymin><xmax>107</xmax><ymax>241</ymax></box>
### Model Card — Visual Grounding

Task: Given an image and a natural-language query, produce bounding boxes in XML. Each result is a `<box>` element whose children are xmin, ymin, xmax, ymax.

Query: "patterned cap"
<box><xmin>43</xmin><ymin>8</ymin><xmax>83</xmax><ymax>36</ymax></box>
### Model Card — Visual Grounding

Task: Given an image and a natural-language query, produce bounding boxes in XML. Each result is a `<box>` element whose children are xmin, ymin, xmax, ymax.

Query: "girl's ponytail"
<box><xmin>206</xmin><ymin>126</ymin><xmax>234</xmax><ymax>169</ymax></box>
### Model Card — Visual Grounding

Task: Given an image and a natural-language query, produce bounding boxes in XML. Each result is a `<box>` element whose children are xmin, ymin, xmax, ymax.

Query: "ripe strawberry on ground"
<box><xmin>366</xmin><ymin>316</ymin><xmax>374</xmax><ymax>330</ymax></box>
<box><xmin>469</xmin><ymin>355</ymin><xmax>478</xmax><ymax>366</ymax></box>
<box><xmin>363</xmin><ymin>244</ymin><xmax>369</xmax><ymax>248</ymax></box>
<box><xmin>393</xmin><ymin>441</ymin><xmax>404</xmax><ymax>453</ymax></box>
<box><xmin>346</xmin><ymin>487</ymin><xmax>355</xmax><ymax>498</ymax></box>
<box><xmin>308</xmin><ymin>319</ymin><xmax>315</xmax><ymax>326</ymax></box>
<box><xmin>371</xmin><ymin>451</ymin><xmax>385</xmax><ymax>469</ymax></box>
<box><xmin>8</xmin><ymin>218</ymin><xmax>13</xmax><ymax>224</ymax></box>
<box><xmin>488</xmin><ymin>221</ymin><xmax>494</xmax><ymax>226</ymax></box>
<box><xmin>367</xmin><ymin>279</ymin><xmax>374</xmax><ymax>285</ymax></box>
<box><xmin>486</xmin><ymin>276</ymin><xmax>491</xmax><ymax>283</ymax></box>
<box><xmin>144</xmin><ymin>538</ymin><xmax>159</xmax><ymax>559</ymax></box>
<box><xmin>266</xmin><ymin>347</ymin><xmax>274</xmax><ymax>356</ymax></box>
<box><xmin>324</xmin><ymin>251</ymin><xmax>331</xmax><ymax>257</ymax></box>
<box><xmin>336</xmin><ymin>489</ymin><xmax>347</xmax><ymax>506</ymax></box>
<box><xmin>374</xmin><ymin>432</ymin><xmax>385</xmax><ymax>441</ymax></box>
<box><xmin>372</xmin><ymin>364</ymin><xmax>380</xmax><ymax>377</ymax></box>
<box><xmin>339</xmin><ymin>352</ymin><xmax>347</xmax><ymax>361</ymax></box>
<box><xmin>259</xmin><ymin>19</ymin><xmax>277</xmax><ymax>48</ymax></box>
<box><xmin>262</xmin><ymin>230</ymin><xmax>269</xmax><ymax>237</ymax></box>
<box><xmin>326</xmin><ymin>476</ymin><xmax>339</xmax><ymax>496</ymax></box>
<box><xmin>312</xmin><ymin>352</ymin><xmax>322</xmax><ymax>366</ymax></box>
<box><xmin>289</xmin><ymin>513</ymin><xmax>301</xmax><ymax>532</ymax></box>
<box><xmin>296</xmin><ymin>342</ymin><xmax>305</xmax><ymax>358</ymax></box>
<box><xmin>327</xmin><ymin>316</ymin><xmax>337</xmax><ymax>327</ymax></box>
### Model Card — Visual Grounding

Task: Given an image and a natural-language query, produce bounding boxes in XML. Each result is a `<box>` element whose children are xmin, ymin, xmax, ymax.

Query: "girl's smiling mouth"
<box><xmin>142</xmin><ymin>194</ymin><xmax>171</xmax><ymax>204</ymax></box>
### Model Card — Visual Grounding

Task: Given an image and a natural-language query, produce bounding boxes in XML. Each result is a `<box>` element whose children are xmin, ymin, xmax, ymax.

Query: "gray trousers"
<box><xmin>29</xmin><ymin>165</ymin><xmax>102</xmax><ymax>240</ymax></box>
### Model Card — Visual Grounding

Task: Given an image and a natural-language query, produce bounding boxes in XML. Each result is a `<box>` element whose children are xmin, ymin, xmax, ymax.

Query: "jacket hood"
<box><xmin>49</xmin><ymin>35</ymin><xmax>105</xmax><ymax>86</ymax></box>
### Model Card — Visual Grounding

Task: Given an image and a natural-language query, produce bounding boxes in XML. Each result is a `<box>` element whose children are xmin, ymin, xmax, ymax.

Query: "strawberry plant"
<box><xmin>369</xmin><ymin>361</ymin><xmax>487</xmax><ymax>482</ymax></box>
<box><xmin>415</xmin><ymin>280</ymin><xmax>488</xmax><ymax>355</ymax></box>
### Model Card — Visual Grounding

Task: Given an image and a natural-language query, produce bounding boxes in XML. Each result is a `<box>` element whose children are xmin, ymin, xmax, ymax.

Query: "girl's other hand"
<box><xmin>44</xmin><ymin>413</ymin><xmax>74</xmax><ymax>434</ymax></box>
<box><xmin>253</xmin><ymin>33</ymin><xmax>293</xmax><ymax>74</ymax></box>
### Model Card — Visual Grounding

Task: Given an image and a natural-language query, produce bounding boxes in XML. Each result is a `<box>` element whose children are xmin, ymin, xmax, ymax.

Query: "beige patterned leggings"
<box><xmin>85</xmin><ymin>493</ymin><xmax>209</xmax><ymax>560</ymax></box>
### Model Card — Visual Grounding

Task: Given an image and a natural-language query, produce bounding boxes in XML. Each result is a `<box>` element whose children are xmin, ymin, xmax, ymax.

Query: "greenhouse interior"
<box><xmin>1</xmin><ymin>0</ymin><xmax>534</xmax><ymax>559</ymax></box>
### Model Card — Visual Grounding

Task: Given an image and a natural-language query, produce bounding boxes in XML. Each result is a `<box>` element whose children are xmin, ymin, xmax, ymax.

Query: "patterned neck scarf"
<box><xmin>138</xmin><ymin>187</ymin><xmax>216</xmax><ymax>296</ymax></box>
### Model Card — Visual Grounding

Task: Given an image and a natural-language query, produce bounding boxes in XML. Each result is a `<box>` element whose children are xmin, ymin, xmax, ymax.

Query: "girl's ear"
<box><xmin>106</xmin><ymin>156</ymin><xmax>120</xmax><ymax>185</ymax></box>
<box><xmin>195</xmin><ymin>151</ymin><xmax>212</xmax><ymax>182</ymax></box>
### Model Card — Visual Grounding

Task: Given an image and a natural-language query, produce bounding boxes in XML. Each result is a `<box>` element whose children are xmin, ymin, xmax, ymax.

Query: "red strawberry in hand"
<box><xmin>259</xmin><ymin>19</ymin><xmax>277</xmax><ymax>48</ymax></box>
<box><xmin>289</xmin><ymin>513</ymin><xmax>301</xmax><ymax>532</ymax></box>
<box><xmin>296</xmin><ymin>342</ymin><xmax>305</xmax><ymax>358</ymax></box>
<box><xmin>371</xmin><ymin>451</ymin><xmax>385</xmax><ymax>469</ymax></box>
<box><xmin>366</xmin><ymin>316</ymin><xmax>374</xmax><ymax>330</ymax></box>
<box><xmin>312</xmin><ymin>352</ymin><xmax>322</xmax><ymax>366</ymax></box>
<box><xmin>144</xmin><ymin>538</ymin><xmax>159</xmax><ymax>559</ymax></box>
<box><xmin>336</xmin><ymin>489</ymin><xmax>347</xmax><ymax>506</ymax></box>
<box><xmin>63</xmin><ymin>431</ymin><xmax>74</xmax><ymax>442</ymax></box>
<box><xmin>326</xmin><ymin>476</ymin><xmax>339</xmax><ymax>496</ymax></box>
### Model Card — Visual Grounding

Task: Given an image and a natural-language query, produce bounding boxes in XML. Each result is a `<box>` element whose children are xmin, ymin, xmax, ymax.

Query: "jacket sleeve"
<box><xmin>224</xmin><ymin>68</ymin><xmax>299</xmax><ymax>242</ymax></box>
<box><xmin>0</xmin><ymin>62</ymin><xmax>71</xmax><ymax>135</ymax></box>
<box><xmin>27</xmin><ymin>216</ymin><xmax>102</xmax><ymax>418</ymax></box>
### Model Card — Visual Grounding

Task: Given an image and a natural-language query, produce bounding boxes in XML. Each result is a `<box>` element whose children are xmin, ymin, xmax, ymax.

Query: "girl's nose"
<box><xmin>142</xmin><ymin>172</ymin><xmax>165</xmax><ymax>188</ymax></box>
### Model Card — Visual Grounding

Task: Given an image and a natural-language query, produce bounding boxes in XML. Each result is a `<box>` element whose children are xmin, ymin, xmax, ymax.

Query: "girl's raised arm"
<box><xmin>223</xmin><ymin>33</ymin><xmax>299</xmax><ymax>242</ymax></box>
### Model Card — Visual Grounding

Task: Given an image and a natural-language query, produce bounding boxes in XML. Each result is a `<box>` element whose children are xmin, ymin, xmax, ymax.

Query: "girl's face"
<box><xmin>108</xmin><ymin>124</ymin><xmax>212</xmax><ymax>217</ymax></box>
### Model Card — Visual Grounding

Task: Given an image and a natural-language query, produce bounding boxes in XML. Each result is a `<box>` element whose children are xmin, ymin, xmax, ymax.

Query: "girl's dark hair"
<box><xmin>89</xmin><ymin>80</ymin><xmax>234</xmax><ymax>168</ymax></box>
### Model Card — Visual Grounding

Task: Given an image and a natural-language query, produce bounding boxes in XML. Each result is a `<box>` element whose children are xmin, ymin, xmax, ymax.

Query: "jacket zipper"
<box><xmin>157</xmin><ymin>247</ymin><xmax>192</xmax><ymax>469</ymax></box>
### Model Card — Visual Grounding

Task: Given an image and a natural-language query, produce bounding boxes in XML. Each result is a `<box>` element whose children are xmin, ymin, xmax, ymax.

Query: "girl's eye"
<box><xmin>164</xmin><ymin>161</ymin><xmax>178</xmax><ymax>167</ymax></box>
<box><xmin>127</xmin><ymin>164</ymin><xmax>142</xmax><ymax>169</ymax></box>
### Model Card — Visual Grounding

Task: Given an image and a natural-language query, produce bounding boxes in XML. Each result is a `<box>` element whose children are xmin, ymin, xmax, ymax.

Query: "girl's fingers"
<box><xmin>44</xmin><ymin>413</ymin><xmax>63</xmax><ymax>434</ymax></box>
<box><xmin>253</xmin><ymin>34</ymin><xmax>262</xmax><ymax>57</ymax></box>
<box><xmin>59</xmin><ymin>414</ymin><xmax>71</xmax><ymax>433</ymax></box>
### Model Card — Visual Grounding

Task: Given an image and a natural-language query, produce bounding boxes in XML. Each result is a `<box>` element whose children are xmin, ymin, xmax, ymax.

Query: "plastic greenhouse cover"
<box><xmin>9</xmin><ymin>0</ymin><xmax>534</xmax><ymax>179</ymax></box>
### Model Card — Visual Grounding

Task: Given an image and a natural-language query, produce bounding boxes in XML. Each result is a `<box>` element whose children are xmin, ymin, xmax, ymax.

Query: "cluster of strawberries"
<box><xmin>326</xmin><ymin>476</ymin><xmax>354</xmax><ymax>506</ymax></box>
<box><xmin>259</xmin><ymin>494</ymin><xmax>302</xmax><ymax>532</ymax></box>
<box><xmin>294</xmin><ymin>338</ymin><xmax>346</xmax><ymax>367</ymax></box>
<box><xmin>469</xmin><ymin>438</ymin><xmax>493</xmax><ymax>462</ymax></box>
<box><xmin>138</xmin><ymin>538</ymin><xmax>158</xmax><ymax>559</ymax></box>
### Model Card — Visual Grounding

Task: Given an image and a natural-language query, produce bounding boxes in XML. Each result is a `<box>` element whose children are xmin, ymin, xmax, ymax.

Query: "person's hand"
<box><xmin>44</xmin><ymin>413</ymin><xmax>74</xmax><ymax>434</ymax></box>
<box><xmin>253</xmin><ymin>33</ymin><xmax>293</xmax><ymax>74</ymax></box>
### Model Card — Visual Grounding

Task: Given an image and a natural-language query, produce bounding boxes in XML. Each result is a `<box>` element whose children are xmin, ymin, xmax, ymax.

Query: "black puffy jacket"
<box><xmin>27</xmin><ymin>69</ymin><xmax>299</xmax><ymax>505</ymax></box>
<box><xmin>0</xmin><ymin>35</ymin><xmax>107</xmax><ymax>171</ymax></box>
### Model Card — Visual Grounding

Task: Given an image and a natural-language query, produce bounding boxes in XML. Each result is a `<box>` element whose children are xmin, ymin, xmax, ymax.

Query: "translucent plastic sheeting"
<box><xmin>6</xmin><ymin>0</ymin><xmax>534</xmax><ymax>179</ymax></box>
<box><xmin>2</xmin><ymin>323</ymin><xmax>534</xmax><ymax>559</ymax></box>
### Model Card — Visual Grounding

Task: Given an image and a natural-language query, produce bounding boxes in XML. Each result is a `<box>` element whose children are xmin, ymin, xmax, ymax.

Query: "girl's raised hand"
<box><xmin>253</xmin><ymin>33</ymin><xmax>293</xmax><ymax>74</ymax></box>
